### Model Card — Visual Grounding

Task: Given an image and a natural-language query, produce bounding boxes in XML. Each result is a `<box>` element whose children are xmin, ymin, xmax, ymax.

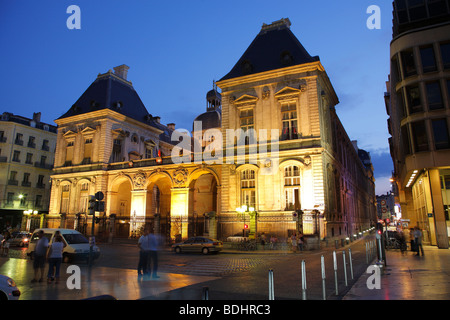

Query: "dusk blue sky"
<box><xmin>0</xmin><ymin>0</ymin><xmax>394</xmax><ymax>195</ymax></box>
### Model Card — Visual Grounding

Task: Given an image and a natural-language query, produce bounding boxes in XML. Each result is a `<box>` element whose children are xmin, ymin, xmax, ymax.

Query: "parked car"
<box><xmin>0</xmin><ymin>275</ymin><xmax>20</xmax><ymax>300</ymax></box>
<box><xmin>26</xmin><ymin>228</ymin><xmax>100</xmax><ymax>262</ymax></box>
<box><xmin>9</xmin><ymin>232</ymin><xmax>31</xmax><ymax>247</ymax></box>
<box><xmin>172</xmin><ymin>236</ymin><xmax>223</xmax><ymax>254</ymax></box>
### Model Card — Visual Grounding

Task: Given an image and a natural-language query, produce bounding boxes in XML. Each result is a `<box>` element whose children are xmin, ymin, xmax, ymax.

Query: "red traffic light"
<box><xmin>244</xmin><ymin>224</ymin><xmax>249</xmax><ymax>229</ymax></box>
<box><xmin>377</xmin><ymin>230</ymin><xmax>382</xmax><ymax>235</ymax></box>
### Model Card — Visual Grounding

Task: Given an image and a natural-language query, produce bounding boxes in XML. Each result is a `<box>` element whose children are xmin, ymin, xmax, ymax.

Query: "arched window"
<box><xmin>284</xmin><ymin>165</ymin><xmax>300</xmax><ymax>210</ymax></box>
<box><xmin>241</xmin><ymin>169</ymin><xmax>255</xmax><ymax>207</ymax></box>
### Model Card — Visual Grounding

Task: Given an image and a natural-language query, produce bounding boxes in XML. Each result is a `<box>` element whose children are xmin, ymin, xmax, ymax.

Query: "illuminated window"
<box><xmin>284</xmin><ymin>166</ymin><xmax>300</xmax><ymax>210</ymax></box>
<box><xmin>239</xmin><ymin>109</ymin><xmax>255</xmax><ymax>145</ymax></box>
<box><xmin>241</xmin><ymin>169</ymin><xmax>255</xmax><ymax>207</ymax></box>
<box><xmin>281</xmin><ymin>103</ymin><xmax>298</xmax><ymax>140</ymax></box>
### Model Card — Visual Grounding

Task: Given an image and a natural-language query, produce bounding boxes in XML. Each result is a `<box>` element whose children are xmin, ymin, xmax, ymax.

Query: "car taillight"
<box><xmin>213</xmin><ymin>242</ymin><xmax>222</xmax><ymax>245</ymax></box>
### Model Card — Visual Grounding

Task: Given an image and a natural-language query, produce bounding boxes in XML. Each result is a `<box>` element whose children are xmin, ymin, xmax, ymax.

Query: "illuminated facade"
<box><xmin>0</xmin><ymin>112</ymin><xmax>56</xmax><ymax>231</ymax></box>
<box><xmin>48</xmin><ymin>19</ymin><xmax>376</xmax><ymax>244</ymax></box>
<box><xmin>387</xmin><ymin>0</ymin><xmax>450</xmax><ymax>248</ymax></box>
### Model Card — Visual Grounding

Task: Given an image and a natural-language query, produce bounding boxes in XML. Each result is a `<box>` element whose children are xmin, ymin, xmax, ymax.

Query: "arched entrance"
<box><xmin>188</xmin><ymin>169</ymin><xmax>219</xmax><ymax>239</ymax></box>
<box><xmin>147</xmin><ymin>173</ymin><xmax>172</xmax><ymax>242</ymax></box>
<box><xmin>110</xmin><ymin>176</ymin><xmax>132</xmax><ymax>238</ymax></box>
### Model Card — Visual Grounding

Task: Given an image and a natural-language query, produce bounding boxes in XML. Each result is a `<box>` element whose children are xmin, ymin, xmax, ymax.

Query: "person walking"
<box><xmin>137</xmin><ymin>228</ymin><xmax>151</xmax><ymax>276</ymax></box>
<box><xmin>32</xmin><ymin>230</ymin><xmax>49</xmax><ymax>283</ymax></box>
<box><xmin>1</xmin><ymin>231</ymin><xmax>11</xmax><ymax>256</ymax></box>
<box><xmin>291</xmin><ymin>233</ymin><xmax>298</xmax><ymax>253</ymax></box>
<box><xmin>148</xmin><ymin>231</ymin><xmax>161</xmax><ymax>279</ymax></box>
<box><xmin>47</xmin><ymin>235</ymin><xmax>66</xmax><ymax>284</ymax></box>
<box><xmin>413</xmin><ymin>226</ymin><xmax>424</xmax><ymax>256</ymax></box>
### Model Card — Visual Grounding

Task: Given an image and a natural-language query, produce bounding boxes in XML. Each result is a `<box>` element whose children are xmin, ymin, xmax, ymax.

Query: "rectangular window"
<box><xmin>0</xmin><ymin>131</ymin><xmax>6</xmax><ymax>142</ymax></box>
<box><xmin>411</xmin><ymin>121</ymin><xmax>429</xmax><ymax>152</ymax></box>
<box><xmin>35</xmin><ymin>195</ymin><xmax>42</xmax><ymax>208</ymax></box>
<box><xmin>15</xmin><ymin>133</ymin><xmax>23</xmax><ymax>145</ymax></box>
<box><xmin>431</xmin><ymin>119</ymin><xmax>450</xmax><ymax>150</ymax></box>
<box><xmin>6</xmin><ymin>193</ymin><xmax>14</xmax><ymax>205</ymax></box>
<box><xmin>426</xmin><ymin>82</ymin><xmax>443</xmax><ymax>110</ymax></box>
<box><xmin>420</xmin><ymin>46</ymin><xmax>437</xmax><ymax>73</ymax></box>
<box><xmin>12</xmin><ymin>150</ymin><xmax>20</xmax><ymax>162</ymax></box>
<box><xmin>406</xmin><ymin>85</ymin><xmax>422</xmax><ymax>114</ymax></box>
<box><xmin>241</xmin><ymin>170</ymin><xmax>255</xmax><ymax>208</ymax></box>
<box><xmin>145</xmin><ymin>147</ymin><xmax>153</xmax><ymax>159</ymax></box>
<box><xmin>397</xmin><ymin>89</ymin><xmax>407</xmax><ymax>119</ymax></box>
<box><xmin>26</xmin><ymin>152</ymin><xmax>33</xmax><ymax>164</ymax></box>
<box><xmin>401</xmin><ymin>49</ymin><xmax>417</xmax><ymax>77</ymax></box>
<box><xmin>20</xmin><ymin>194</ymin><xmax>27</xmax><ymax>207</ymax></box>
<box><xmin>23</xmin><ymin>172</ymin><xmax>30</xmax><ymax>183</ymax></box>
<box><xmin>401</xmin><ymin>125</ymin><xmax>412</xmax><ymax>155</ymax></box>
<box><xmin>42</xmin><ymin>139</ymin><xmax>49</xmax><ymax>151</ymax></box>
<box><xmin>281</xmin><ymin>103</ymin><xmax>298</xmax><ymax>140</ymax></box>
<box><xmin>112</xmin><ymin>139</ymin><xmax>122</xmax><ymax>162</ymax></box>
<box><xmin>37</xmin><ymin>175</ymin><xmax>45</xmax><ymax>188</ymax></box>
<box><xmin>441</xmin><ymin>43</ymin><xmax>450</xmax><ymax>69</ymax></box>
<box><xmin>9</xmin><ymin>170</ymin><xmax>17</xmax><ymax>182</ymax></box>
<box><xmin>27</xmin><ymin>136</ymin><xmax>36</xmax><ymax>148</ymax></box>
<box><xmin>239</xmin><ymin>109</ymin><xmax>255</xmax><ymax>145</ymax></box>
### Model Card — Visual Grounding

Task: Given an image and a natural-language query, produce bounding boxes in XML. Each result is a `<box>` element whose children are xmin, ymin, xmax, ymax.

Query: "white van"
<box><xmin>26</xmin><ymin>228</ymin><xmax>100</xmax><ymax>262</ymax></box>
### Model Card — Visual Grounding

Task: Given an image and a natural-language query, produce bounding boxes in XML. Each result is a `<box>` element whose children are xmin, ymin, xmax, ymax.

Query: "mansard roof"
<box><xmin>59</xmin><ymin>69</ymin><xmax>163</xmax><ymax>131</ymax></box>
<box><xmin>220</xmin><ymin>18</ymin><xmax>319</xmax><ymax>81</ymax></box>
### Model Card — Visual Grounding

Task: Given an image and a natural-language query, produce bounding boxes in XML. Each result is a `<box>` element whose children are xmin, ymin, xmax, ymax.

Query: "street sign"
<box><xmin>95</xmin><ymin>191</ymin><xmax>104</xmax><ymax>201</ymax></box>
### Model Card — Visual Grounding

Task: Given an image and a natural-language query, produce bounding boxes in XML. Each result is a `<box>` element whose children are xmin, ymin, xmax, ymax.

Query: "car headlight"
<box><xmin>7</xmin><ymin>278</ymin><xmax>16</xmax><ymax>287</ymax></box>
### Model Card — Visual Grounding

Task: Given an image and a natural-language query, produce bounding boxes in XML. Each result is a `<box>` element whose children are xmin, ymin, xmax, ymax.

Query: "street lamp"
<box><xmin>236</xmin><ymin>205</ymin><xmax>257</xmax><ymax>239</ymax></box>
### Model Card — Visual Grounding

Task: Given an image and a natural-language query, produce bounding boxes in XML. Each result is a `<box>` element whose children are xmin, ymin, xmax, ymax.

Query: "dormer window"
<box><xmin>241</xmin><ymin>60</ymin><xmax>253</xmax><ymax>75</ymax></box>
<box><xmin>281</xmin><ymin>51</ymin><xmax>293</xmax><ymax>66</ymax></box>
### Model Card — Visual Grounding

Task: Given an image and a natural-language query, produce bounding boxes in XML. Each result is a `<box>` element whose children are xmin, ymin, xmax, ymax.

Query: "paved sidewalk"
<box><xmin>0</xmin><ymin>258</ymin><xmax>219</xmax><ymax>300</ymax></box>
<box><xmin>343</xmin><ymin>245</ymin><xmax>450</xmax><ymax>300</ymax></box>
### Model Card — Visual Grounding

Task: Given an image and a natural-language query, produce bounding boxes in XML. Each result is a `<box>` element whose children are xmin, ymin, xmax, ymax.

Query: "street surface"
<box><xmin>0</xmin><ymin>236</ymin><xmax>373</xmax><ymax>300</ymax></box>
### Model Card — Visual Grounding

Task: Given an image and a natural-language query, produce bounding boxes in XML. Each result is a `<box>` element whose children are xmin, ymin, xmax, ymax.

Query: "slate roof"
<box><xmin>59</xmin><ymin>69</ymin><xmax>176</xmax><ymax>144</ymax></box>
<box><xmin>59</xmin><ymin>71</ymin><xmax>163</xmax><ymax>130</ymax></box>
<box><xmin>220</xmin><ymin>18</ymin><xmax>319</xmax><ymax>81</ymax></box>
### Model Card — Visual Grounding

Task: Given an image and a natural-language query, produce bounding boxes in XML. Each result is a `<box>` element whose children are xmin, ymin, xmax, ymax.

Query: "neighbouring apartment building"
<box><xmin>0</xmin><ymin>112</ymin><xmax>57</xmax><ymax>231</ymax></box>
<box><xmin>47</xmin><ymin>19</ymin><xmax>376</xmax><ymax>244</ymax></box>
<box><xmin>387</xmin><ymin>0</ymin><xmax>450</xmax><ymax>248</ymax></box>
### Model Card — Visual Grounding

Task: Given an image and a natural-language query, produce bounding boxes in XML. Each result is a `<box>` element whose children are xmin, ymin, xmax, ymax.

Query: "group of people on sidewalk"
<box><xmin>395</xmin><ymin>226</ymin><xmax>425</xmax><ymax>256</ymax></box>
<box><xmin>31</xmin><ymin>230</ymin><xmax>66</xmax><ymax>284</ymax></box>
<box><xmin>137</xmin><ymin>227</ymin><xmax>162</xmax><ymax>278</ymax></box>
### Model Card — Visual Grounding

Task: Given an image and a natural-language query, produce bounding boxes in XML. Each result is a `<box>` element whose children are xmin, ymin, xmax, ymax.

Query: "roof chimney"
<box><xmin>33</xmin><ymin>112</ymin><xmax>41</xmax><ymax>123</ymax></box>
<box><xmin>113</xmin><ymin>64</ymin><xmax>130</xmax><ymax>80</ymax></box>
<box><xmin>167</xmin><ymin>123</ymin><xmax>175</xmax><ymax>130</ymax></box>
<box><xmin>260</xmin><ymin>18</ymin><xmax>291</xmax><ymax>33</ymax></box>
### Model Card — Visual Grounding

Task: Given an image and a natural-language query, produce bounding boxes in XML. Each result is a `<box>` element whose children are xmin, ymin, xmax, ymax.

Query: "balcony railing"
<box><xmin>34</xmin><ymin>162</ymin><xmax>53</xmax><ymax>170</ymax></box>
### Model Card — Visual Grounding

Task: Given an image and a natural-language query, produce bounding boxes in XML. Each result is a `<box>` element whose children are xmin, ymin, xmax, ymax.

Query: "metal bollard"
<box><xmin>349</xmin><ymin>248</ymin><xmax>354</xmax><ymax>280</ymax></box>
<box><xmin>342</xmin><ymin>250</ymin><xmax>348</xmax><ymax>286</ymax></box>
<box><xmin>268</xmin><ymin>269</ymin><xmax>274</xmax><ymax>300</ymax></box>
<box><xmin>333</xmin><ymin>250</ymin><xmax>338</xmax><ymax>295</ymax></box>
<box><xmin>301</xmin><ymin>260</ymin><xmax>307</xmax><ymax>300</ymax></box>
<box><xmin>201</xmin><ymin>286</ymin><xmax>209</xmax><ymax>300</ymax></box>
<box><xmin>321</xmin><ymin>255</ymin><xmax>326</xmax><ymax>300</ymax></box>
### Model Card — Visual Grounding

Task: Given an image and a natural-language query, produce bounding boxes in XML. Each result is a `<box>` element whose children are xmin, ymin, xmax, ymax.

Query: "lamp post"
<box><xmin>236</xmin><ymin>205</ymin><xmax>257</xmax><ymax>239</ymax></box>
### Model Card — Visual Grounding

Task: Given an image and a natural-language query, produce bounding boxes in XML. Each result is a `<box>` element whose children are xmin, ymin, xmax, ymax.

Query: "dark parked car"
<box><xmin>172</xmin><ymin>236</ymin><xmax>223</xmax><ymax>254</ymax></box>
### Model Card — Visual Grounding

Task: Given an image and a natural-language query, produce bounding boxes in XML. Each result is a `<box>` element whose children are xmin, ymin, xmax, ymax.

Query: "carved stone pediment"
<box><xmin>233</xmin><ymin>94</ymin><xmax>258</xmax><ymax>108</ymax></box>
<box><xmin>274</xmin><ymin>86</ymin><xmax>302</xmax><ymax>100</ymax></box>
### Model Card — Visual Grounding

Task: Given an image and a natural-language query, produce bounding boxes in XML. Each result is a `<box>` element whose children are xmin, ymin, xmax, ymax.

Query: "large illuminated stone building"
<box><xmin>48</xmin><ymin>19</ymin><xmax>376</xmax><ymax>243</ymax></box>
<box><xmin>387</xmin><ymin>0</ymin><xmax>450</xmax><ymax>248</ymax></box>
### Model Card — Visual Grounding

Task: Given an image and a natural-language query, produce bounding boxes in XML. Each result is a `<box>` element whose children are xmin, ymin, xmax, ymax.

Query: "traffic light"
<box><xmin>244</xmin><ymin>224</ymin><xmax>249</xmax><ymax>230</ymax></box>
<box><xmin>88</xmin><ymin>195</ymin><xmax>96</xmax><ymax>215</ymax></box>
